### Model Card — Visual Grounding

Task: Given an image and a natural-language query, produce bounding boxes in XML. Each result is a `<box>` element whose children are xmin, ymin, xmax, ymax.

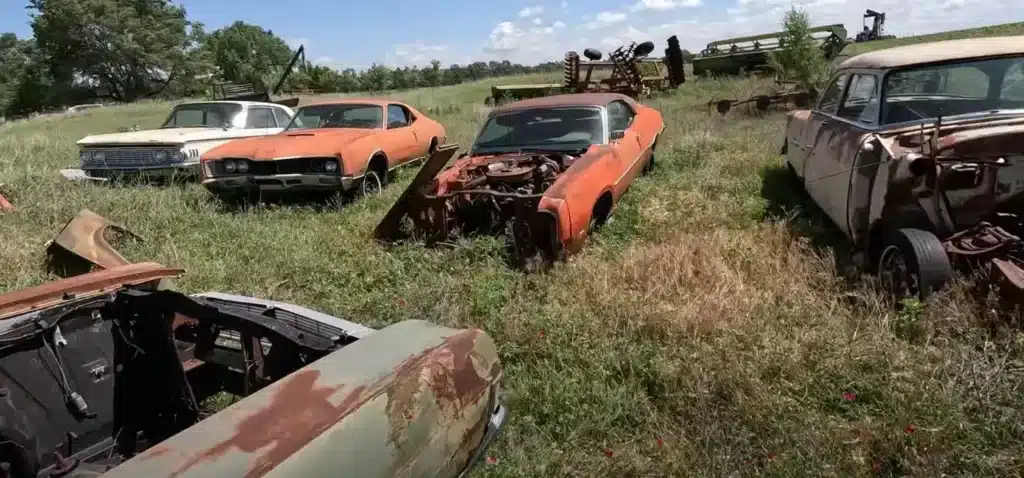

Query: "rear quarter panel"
<box><xmin>101</xmin><ymin>320</ymin><xmax>502</xmax><ymax>478</ymax></box>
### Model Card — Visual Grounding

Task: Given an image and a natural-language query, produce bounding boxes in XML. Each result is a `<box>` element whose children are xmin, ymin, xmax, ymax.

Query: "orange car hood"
<box><xmin>207</xmin><ymin>128</ymin><xmax>379</xmax><ymax>161</ymax></box>
<box><xmin>0</xmin><ymin>262</ymin><xmax>184</xmax><ymax>320</ymax></box>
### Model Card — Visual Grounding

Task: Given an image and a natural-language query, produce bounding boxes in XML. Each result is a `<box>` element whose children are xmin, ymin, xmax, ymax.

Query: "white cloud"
<box><xmin>630</xmin><ymin>0</ymin><xmax>702</xmax><ymax>12</ymax></box>
<box><xmin>585</xmin><ymin>11</ymin><xmax>627</xmax><ymax>30</ymax></box>
<box><xmin>533</xmin><ymin>17</ymin><xmax>544</xmax><ymax>25</ymax></box>
<box><xmin>386</xmin><ymin>41</ymin><xmax>450</xmax><ymax>67</ymax></box>
<box><xmin>472</xmin><ymin>0</ymin><xmax>1018</xmax><ymax>67</ymax></box>
<box><xmin>518</xmin><ymin>6</ymin><xmax>544</xmax><ymax>17</ymax></box>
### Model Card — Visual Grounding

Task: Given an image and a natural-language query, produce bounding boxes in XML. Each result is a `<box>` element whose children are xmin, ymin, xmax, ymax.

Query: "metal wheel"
<box><xmin>877</xmin><ymin>228</ymin><xmax>954</xmax><ymax>302</ymax></box>
<box><xmin>360</xmin><ymin>170</ymin><xmax>383</xmax><ymax>197</ymax></box>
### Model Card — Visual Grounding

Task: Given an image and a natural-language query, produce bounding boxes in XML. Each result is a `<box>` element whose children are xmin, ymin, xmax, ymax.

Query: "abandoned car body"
<box><xmin>782</xmin><ymin>36</ymin><xmax>1024</xmax><ymax>301</ymax></box>
<box><xmin>65</xmin><ymin>101</ymin><xmax>295</xmax><ymax>181</ymax></box>
<box><xmin>377</xmin><ymin>93</ymin><xmax>664</xmax><ymax>261</ymax></box>
<box><xmin>199</xmin><ymin>99</ymin><xmax>446</xmax><ymax>200</ymax></box>
<box><xmin>0</xmin><ymin>216</ymin><xmax>506</xmax><ymax>478</ymax></box>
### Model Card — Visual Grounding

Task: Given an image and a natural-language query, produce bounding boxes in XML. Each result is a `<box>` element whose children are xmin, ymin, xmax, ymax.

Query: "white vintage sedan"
<box><xmin>65</xmin><ymin>101</ymin><xmax>295</xmax><ymax>181</ymax></box>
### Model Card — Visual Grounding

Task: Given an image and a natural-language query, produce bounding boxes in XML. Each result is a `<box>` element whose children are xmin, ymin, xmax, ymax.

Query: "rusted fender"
<box><xmin>375</xmin><ymin>143</ymin><xmax>460</xmax><ymax>242</ymax></box>
<box><xmin>46</xmin><ymin>209</ymin><xmax>141</xmax><ymax>274</ymax></box>
<box><xmin>102</xmin><ymin>319</ymin><xmax>504</xmax><ymax>478</ymax></box>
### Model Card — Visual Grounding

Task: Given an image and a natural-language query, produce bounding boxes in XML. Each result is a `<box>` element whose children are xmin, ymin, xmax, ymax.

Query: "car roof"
<box><xmin>838</xmin><ymin>35</ymin><xmax>1024</xmax><ymax>70</ymax></box>
<box><xmin>300</xmin><ymin>98</ymin><xmax>406</xmax><ymax>108</ymax></box>
<box><xmin>490</xmin><ymin>93</ymin><xmax>635</xmax><ymax>114</ymax></box>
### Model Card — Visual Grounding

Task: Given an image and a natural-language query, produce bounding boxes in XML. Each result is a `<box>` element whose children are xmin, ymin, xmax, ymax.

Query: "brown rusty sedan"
<box><xmin>0</xmin><ymin>211</ymin><xmax>507</xmax><ymax>478</ymax></box>
<box><xmin>782</xmin><ymin>36</ymin><xmax>1024</xmax><ymax>302</ymax></box>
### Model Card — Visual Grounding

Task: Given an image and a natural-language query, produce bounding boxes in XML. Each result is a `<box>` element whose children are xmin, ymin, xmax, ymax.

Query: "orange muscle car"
<box><xmin>200</xmin><ymin>99</ymin><xmax>446</xmax><ymax>199</ymax></box>
<box><xmin>376</xmin><ymin>93</ymin><xmax>665</xmax><ymax>262</ymax></box>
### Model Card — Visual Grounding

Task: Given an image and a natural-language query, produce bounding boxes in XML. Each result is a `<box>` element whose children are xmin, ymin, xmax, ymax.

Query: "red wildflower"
<box><xmin>842</xmin><ymin>392</ymin><xmax>857</xmax><ymax>401</ymax></box>
<box><xmin>871</xmin><ymin>462</ymin><xmax>882</xmax><ymax>473</ymax></box>
<box><xmin>603</xmin><ymin>448</ymin><xmax>614</xmax><ymax>457</ymax></box>
<box><xmin>538</xmin><ymin>329</ymin><xmax>545</xmax><ymax>338</ymax></box>
<box><xmin>767</xmin><ymin>452</ymin><xmax>777</xmax><ymax>461</ymax></box>
<box><xmin>486</xmin><ymin>456</ymin><xmax>498</xmax><ymax>465</ymax></box>
<box><xmin>904</xmin><ymin>424</ymin><xmax>916</xmax><ymax>434</ymax></box>
<box><xmin>396</xmin><ymin>298</ymin><xmax>408</xmax><ymax>308</ymax></box>
<box><xmin>656</xmin><ymin>438</ymin><xmax>664</xmax><ymax>448</ymax></box>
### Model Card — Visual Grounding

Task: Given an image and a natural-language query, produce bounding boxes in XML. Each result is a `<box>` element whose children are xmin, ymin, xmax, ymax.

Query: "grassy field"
<box><xmin>3</xmin><ymin>27</ymin><xmax>1024</xmax><ymax>477</ymax></box>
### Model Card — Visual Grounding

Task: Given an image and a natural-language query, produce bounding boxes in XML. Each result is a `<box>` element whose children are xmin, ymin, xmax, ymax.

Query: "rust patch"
<box><xmin>167</xmin><ymin>328</ymin><xmax>497</xmax><ymax>477</ymax></box>
<box><xmin>170</xmin><ymin>370</ymin><xmax>366</xmax><ymax>478</ymax></box>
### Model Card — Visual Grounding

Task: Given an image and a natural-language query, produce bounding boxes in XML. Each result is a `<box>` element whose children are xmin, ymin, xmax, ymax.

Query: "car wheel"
<box><xmin>877</xmin><ymin>228</ymin><xmax>953</xmax><ymax>303</ymax></box>
<box><xmin>359</xmin><ymin>169</ymin><xmax>384</xmax><ymax>197</ymax></box>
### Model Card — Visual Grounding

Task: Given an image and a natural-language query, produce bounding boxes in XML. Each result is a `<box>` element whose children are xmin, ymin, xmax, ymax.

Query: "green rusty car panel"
<box><xmin>100</xmin><ymin>319</ymin><xmax>502</xmax><ymax>478</ymax></box>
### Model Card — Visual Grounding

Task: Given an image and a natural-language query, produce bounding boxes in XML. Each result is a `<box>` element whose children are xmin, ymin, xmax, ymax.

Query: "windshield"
<box><xmin>161</xmin><ymin>103</ymin><xmax>243</xmax><ymax>128</ymax></box>
<box><xmin>285</xmin><ymin>104</ymin><xmax>384</xmax><ymax>131</ymax></box>
<box><xmin>470</xmin><ymin>107</ymin><xmax>605</xmax><ymax>155</ymax></box>
<box><xmin>882</xmin><ymin>55</ymin><xmax>1024</xmax><ymax>124</ymax></box>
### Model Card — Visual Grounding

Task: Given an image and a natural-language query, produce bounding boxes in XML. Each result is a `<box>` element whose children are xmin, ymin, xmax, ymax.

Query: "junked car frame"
<box><xmin>0</xmin><ymin>210</ymin><xmax>507</xmax><ymax>478</ymax></box>
<box><xmin>782</xmin><ymin>35</ymin><xmax>1024</xmax><ymax>303</ymax></box>
<box><xmin>377</xmin><ymin>93</ymin><xmax>664</xmax><ymax>264</ymax></box>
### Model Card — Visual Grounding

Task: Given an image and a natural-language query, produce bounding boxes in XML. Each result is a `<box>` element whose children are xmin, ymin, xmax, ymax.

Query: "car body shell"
<box><xmin>67</xmin><ymin>101</ymin><xmax>295</xmax><ymax>181</ymax></box>
<box><xmin>783</xmin><ymin>35</ymin><xmax>1024</xmax><ymax>255</ymax></box>
<box><xmin>0</xmin><ymin>213</ymin><xmax>506</xmax><ymax>478</ymax></box>
<box><xmin>198</xmin><ymin>99</ymin><xmax>446</xmax><ymax>197</ymax></box>
<box><xmin>377</xmin><ymin>93</ymin><xmax>664</xmax><ymax>259</ymax></box>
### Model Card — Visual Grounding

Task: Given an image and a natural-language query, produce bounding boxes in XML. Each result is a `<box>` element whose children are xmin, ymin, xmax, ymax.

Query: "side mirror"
<box><xmin>610</xmin><ymin>130</ymin><xmax>626</xmax><ymax>140</ymax></box>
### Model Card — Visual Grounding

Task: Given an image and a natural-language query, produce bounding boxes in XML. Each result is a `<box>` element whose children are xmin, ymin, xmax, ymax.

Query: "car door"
<box><xmin>801</xmin><ymin>73</ymin><xmax>850</xmax><ymax>220</ymax></box>
<box><xmin>245</xmin><ymin>106</ymin><xmax>277</xmax><ymax>137</ymax></box>
<box><xmin>606</xmin><ymin>100</ymin><xmax>643</xmax><ymax>198</ymax></box>
<box><xmin>384</xmin><ymin>104</ymin><xmax>419</xmax><ymax>165</ymax></box>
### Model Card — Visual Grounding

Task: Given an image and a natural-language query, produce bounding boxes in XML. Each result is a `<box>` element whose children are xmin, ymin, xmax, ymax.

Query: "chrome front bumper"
<box><xmin>201</xmin><ymin>173</ymin><xmax>358</xmax><ymax>193</ymax></box>
<box><xmin>61</xmin><ymin>162</ymin><xmax>199</xmax><ymax>182</ymax></box>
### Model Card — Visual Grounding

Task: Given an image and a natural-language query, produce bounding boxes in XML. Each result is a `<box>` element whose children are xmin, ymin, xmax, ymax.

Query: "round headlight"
<box><xmin>80</xmin><ymin>151</ymin><xmax>91</xmax><ymax>162</ymax></box>
<box><xmin>224</xmin><ymin>160</ymin><xmax>236</xmax><ymax>173</ymax></box>
<box><xmin>325</xmin><ymin>160</ymin><xmax>338</xmax><ymax>172</ymax></box>
<box><xmin>171</xmin><ymin>150</ymin><xmax>184</xmax><ymax>162</ymax></box>
<box><xmin>153</xmin><ymin>150</ymin><xmax>167</xmax><ymax>162</ymax></box>
<box><xmin>236</xmin><ymin>161</ymin><xmax>249</xmax><ymax>173</ymax></box>
<box><xmin>93</xmin><ymin>151</ymin><xmax>105</xmax><ymax>162</ymax></box>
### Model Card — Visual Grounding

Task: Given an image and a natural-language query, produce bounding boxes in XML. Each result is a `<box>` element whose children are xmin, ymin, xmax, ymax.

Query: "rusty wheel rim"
<box><xmin>879</xmin><ymin>245</ymin><xmax>919</xmax><ymax>301</ymax></box>
<box><xmin>362</xmin><ymin>172</ymin><xmax>382</xmax><ymax>196</ymax></box>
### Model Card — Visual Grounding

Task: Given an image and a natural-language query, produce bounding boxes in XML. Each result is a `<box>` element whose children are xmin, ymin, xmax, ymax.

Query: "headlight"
<box><xmin>154</xmin><ymin>150</ymin><xmax>167</xmax><ymax>162</ymax></box>
<box><xmin>325</xmin><ymin>160</ymin><xmax>338</xmax><ymax>172</ymax></box>
<box><xmin>236</xmin><ymin>160</ymin><xmax>249</xmax><ymax>173</ymax></box>
<box><xmin>310</xmin><ymin>159</ymin><xmax>324</xmax><ymax>172</ymax></box>
<box><xmin>80</xmin><ymin>151</ymin><xmax>91</xmax><ymax>162</ymax></box>
<box><xmin>171</xmin><ymin>150</ymin><xmax>184</xmax><ymax>162</ymax></box>
<box><xmin>224</xmin><ymin>160</ymin><xmax>236</xmax><ymax>173</ymax></box>
<box><xmin>93</xmin><ymin>151</ymin><xmax>105</xmax><ymax>162</ymax></box>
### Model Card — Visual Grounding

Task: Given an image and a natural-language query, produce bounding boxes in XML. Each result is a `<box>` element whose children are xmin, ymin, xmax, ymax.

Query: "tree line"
<box><xmin>0</xmin><ymin>0</ymin><xmax>563</xmax><ymax>117</ymax></box>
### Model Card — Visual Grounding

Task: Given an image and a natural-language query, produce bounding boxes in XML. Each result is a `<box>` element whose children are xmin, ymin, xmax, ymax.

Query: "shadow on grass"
<box><xmin>209</xmin><ymin>190</ymin><xmax>361</xmax><ymax>214</ymax></box>
<box><xmin>759</xmin><ymin>164</ymin><xmax>859</xmax><ymax>279</ymax></box>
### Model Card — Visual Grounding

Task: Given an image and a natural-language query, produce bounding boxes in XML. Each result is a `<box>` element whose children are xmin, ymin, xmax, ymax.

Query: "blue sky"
<box><xmin>1</xmin><ymin>0</ymin><xmax>1020</xmax><ymax>71</ymax></box>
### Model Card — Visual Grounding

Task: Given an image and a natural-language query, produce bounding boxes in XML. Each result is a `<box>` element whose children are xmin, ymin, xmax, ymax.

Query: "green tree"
<box><xmin>203</xmin><ymin>21</ymin><xmax>293</xmax><ymax>85</ymax></box>
<box><xmin>0</xmin><ymin>33</ymin><xmax>34</xmax><ymax>113</ymax></box>
<box><xmin>28</xmin><ymin>0</ymin><xmax>200</xmax><ymax>102</ymax></box>
<box><xmin>768</xmin><ymin>7</ymin><xmax>831</xmax><ymax>94</ymax></box>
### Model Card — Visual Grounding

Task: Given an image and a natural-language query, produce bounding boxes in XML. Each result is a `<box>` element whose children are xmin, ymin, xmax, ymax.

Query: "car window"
<box><xmin>285</xmin><ymin>104</ymin><xmax>384</xmax><ymax>130</ymax></box>
<box><xmin>471</xmin><ymin>107</ymin><xmax>605</xmax><ymax>154</ymax></box>
<box><xmin>882</xmin><ymin>55</ymin><xmax>1024</xmax><ymax>124</ymax></box>
<box><xmin>607</xmin><ymin>100</ymin><xmax>636</xmax><ymax>133</ymax></box>
<box><xmin>161</xmin><ymin>103</ymin><xmax>243</xmax><ymax>128</ymax></box>
<box><xmin>387</xmin><ymin>104</ymin><xmax>411</xmax><ymax>128</ymax></box>
<box><xmin>817</xmin><ymin>73</ymin><xmax>848</xmax><ymax>115</ymax></box>
<box><xmin>246</xmin><ymin>107</ymin><xmax>275</xmax><ymax>128</ymax></box>
<box><xmin>838</xmin><ymin>74</ymin><xmax>880</xmax><ymax>125</ymax></box>
<box><xmin>272</xmin><ymin>108</ymin><xmax>291</xmax><ymax>126</ymax></box>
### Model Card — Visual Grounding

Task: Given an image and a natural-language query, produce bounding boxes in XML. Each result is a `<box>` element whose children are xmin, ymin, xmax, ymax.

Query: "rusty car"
<box><xmin>199</xmin><ymin>99</ymin><xmax>447</xmax><ymax>201</ymax></box>
<box><xmin>781</xmin><ymin>36</ymin><xmax>1024</xmax><ymax>302</ymax></box>
<box><xmin>376</xmin><ymin>93</ymin><xmax>664</xmax><ymax>263</ymax></box>
<box><xmin>0</xmin><ymin>210</ymin><xmax>507</xmax><ymax>478</ymax></box>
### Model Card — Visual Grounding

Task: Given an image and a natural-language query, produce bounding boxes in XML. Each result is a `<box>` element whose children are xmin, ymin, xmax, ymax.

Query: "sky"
<box><xmin>0</xmin><ymin>0</ymin><xmax>1021</xmax><ymax>71</ymax></box>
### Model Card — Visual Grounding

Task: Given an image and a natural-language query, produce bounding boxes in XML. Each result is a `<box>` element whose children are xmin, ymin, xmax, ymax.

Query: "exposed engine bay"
<box><xmin>435</xmin><ymin>153</ymin><xmax>577</xmax><ymax>197</ymax></box>
<box><xmin>0</xmin><ymin>289</ymin><xmax>364</xmax><ymax>478</ymax></box>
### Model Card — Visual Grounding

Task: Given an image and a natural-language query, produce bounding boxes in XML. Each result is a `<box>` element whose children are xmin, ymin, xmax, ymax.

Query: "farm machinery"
<box><xmin>209</xmin><ymin>44</ymin><xmax>307</xmax><ymax>108</ymax></box>
<box><xmin>691</xmin><ymin>24</ymin><xmax>848</xmax><ymax>77</ymax></box>
<box><xmin>485</xmin><ymin>36</ymin><xmax>686</xmax><ymax>105</ymax></box>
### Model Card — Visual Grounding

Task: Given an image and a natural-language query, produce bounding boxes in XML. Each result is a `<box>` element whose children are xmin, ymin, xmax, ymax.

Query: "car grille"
<box><xmin>81</xmin><ymin>147</ymin><xmax>182</xmax><ymax>169</ymax></box>
<box><xmin>213</xmin><ymin>157</ymin><xmax>336</xmax><ymax>175</ymax></box>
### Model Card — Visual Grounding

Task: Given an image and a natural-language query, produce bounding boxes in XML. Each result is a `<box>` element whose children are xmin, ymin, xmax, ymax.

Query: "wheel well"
<box><xmin>592</xmin><ymin>192</ymin><xmax>613</xmax><ymax>226</ymax></box>
<box><xmin>429</xmin><ymin>137</ymin><xmax>438</xmax><ymax>149</ymax></box>
<box><xmin>368</xmin><ymin>154</ymin><xmax>387</xmax><ymax>176</ymax></box>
